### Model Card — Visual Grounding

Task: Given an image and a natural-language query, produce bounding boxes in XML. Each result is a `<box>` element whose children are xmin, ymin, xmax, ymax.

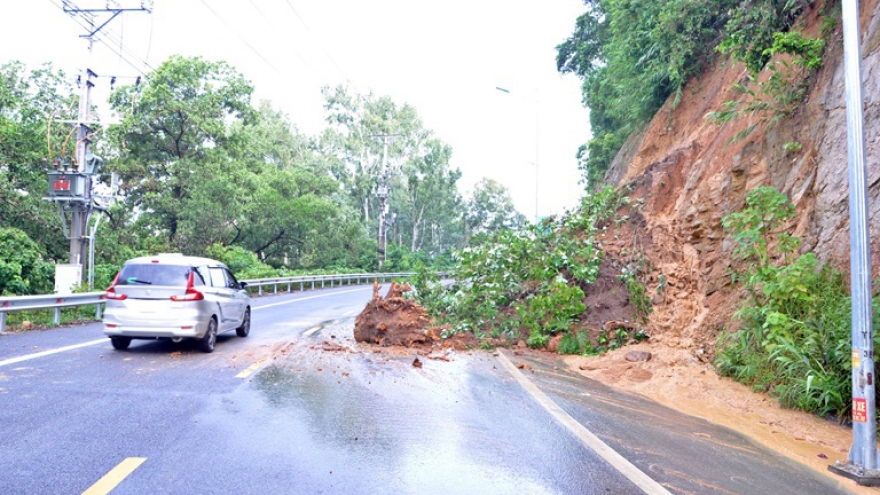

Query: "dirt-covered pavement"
<box><xmin>565</xmin><ymin>344</ymin><xmax>876</xmax><ymax>494</ymax></box>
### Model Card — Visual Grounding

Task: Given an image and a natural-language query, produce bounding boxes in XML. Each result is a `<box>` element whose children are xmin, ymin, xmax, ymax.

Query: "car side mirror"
<box><xmin>239</xmin><ymin>282</ymin><xmax>248</xmax><ymax>290</ymax></box>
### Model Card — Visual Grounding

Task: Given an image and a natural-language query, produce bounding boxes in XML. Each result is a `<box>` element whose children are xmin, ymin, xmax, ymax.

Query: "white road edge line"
<box><xmin>0</xmin><ymin>338</ymin><xmax>108</xmax><ymax>368</ymax></box>
<box><xmin>496</xmin><ymin>350</ymin><xmax>672</xmax><ymax>495</ymax></box>
<box><xmin>252</xmin><ymin>287</ymin><xmax>369</xmax><ymax>311</ymax></box>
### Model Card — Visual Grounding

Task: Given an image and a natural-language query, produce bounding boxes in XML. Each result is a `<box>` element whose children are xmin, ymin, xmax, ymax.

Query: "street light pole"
<box><xmin>828</xmin><ymin>0</ymin><xmax>879</xmax><ymax>485</ymax></box>
<box><xmin>496</xmin><ymin>86</ymin><xmax>539</xmax><ymax>223</ymax></box>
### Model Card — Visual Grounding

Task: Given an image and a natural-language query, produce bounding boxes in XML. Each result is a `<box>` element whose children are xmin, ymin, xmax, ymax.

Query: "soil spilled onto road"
<box><xmin>565</xmin><ymin>345</ymin><xmax>875</xmax><ymax>494</ymax></box>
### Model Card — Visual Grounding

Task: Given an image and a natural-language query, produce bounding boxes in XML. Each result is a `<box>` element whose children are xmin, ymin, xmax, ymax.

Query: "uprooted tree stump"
<box><xmin>354</xmin><ymin>281</ymin><xmax>434</xmax><ymax>346</ymax></box>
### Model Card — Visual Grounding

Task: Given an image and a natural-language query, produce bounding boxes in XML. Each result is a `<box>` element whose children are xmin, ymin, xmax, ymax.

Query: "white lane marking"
<box><xmin>82</xmin><ymin>457</ymin><xmax>146</xmax><ymax>495</ymax></box>
<box><xmin>252</xmin><ymin>287</ymin><xmax>369</xmax><ymax>312</ymax></box>
<box><xmin>496</xmin><ymin>350</ymin><xmax>672</xmax><ymax>495</ymax></box>
<box><xmin>0</xmin><ymin>338</ymin><xmax>108</xmax><ymax>368</ymax></box>
<box><xmin>0</xmin><ymin>287</ymin><xmax>371</xmax><ymax>367</ymax></box>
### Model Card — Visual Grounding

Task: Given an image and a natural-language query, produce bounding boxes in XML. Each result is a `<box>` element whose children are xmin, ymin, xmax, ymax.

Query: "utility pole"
<box><xmin>828</xmin><ymin>0</ymin><xmax>879</xmax><ymax>486</ymax></box>
<box><xmin>371</xmin><ymin>131</ymin><xmax>403</xmax><ymax>271</ymax></box>
<box><xmin>45</xmin><ymin>1</ymin><xmax>151</xmax><ymax>293</ymax></box>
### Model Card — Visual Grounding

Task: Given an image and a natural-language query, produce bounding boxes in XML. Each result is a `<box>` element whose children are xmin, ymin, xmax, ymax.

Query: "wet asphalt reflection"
<box><xmin>207</xmin><ymin>334</ymin><xmax>643</xmax><ymax>494</ymax></box>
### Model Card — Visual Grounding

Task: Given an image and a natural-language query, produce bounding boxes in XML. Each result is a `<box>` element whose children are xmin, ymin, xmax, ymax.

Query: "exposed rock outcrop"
<box><xmin>604</xmin><ymin>0</ymin><xmax>880</xmax><ymax>351</ymax></box>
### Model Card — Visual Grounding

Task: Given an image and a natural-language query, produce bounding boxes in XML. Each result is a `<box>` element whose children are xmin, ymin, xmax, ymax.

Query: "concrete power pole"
<box><xmin>371</xmin><ymin>131</ymin><xmax>403</xmax><ymax>271</ymax></box>
<box><xmin>46</xmin><ymin>1</ymin><xmax>151</xmax><ymax>293</ymax></box>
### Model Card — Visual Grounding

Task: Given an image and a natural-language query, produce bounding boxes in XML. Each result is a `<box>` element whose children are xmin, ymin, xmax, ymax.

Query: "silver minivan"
<box><xmin>103</xmin><ymin>254</ymin><xmax>251</xmax><ymax>353</ymax></box>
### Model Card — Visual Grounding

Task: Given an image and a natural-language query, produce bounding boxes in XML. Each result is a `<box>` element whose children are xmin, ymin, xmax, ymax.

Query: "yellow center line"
<box><xmin>235</xmin><ymin>359</ymin><xmax>268</xmax><ymax>379</ymax></box>
<box><xmin>82</xmin><ymin>457</ymin><xmax>146</xmax><ymax>495</ymax></box>
<box><xmin>302</xmin><ymin>324</ymin><xmax>323</xmax><ymax>338</ymax></box>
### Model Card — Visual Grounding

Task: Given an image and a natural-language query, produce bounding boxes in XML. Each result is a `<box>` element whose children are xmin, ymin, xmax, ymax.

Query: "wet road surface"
<box><xmin>0</xmin><ymin>284</ymin><xmax>856</xmax><ymax>494</ymax></box>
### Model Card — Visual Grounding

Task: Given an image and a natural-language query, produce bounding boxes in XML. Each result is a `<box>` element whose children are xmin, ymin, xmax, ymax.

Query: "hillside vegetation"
<box><xmin>416</xmin><ymin>0</ymin><xmax>880</xmax><ymax>424</ymax></box>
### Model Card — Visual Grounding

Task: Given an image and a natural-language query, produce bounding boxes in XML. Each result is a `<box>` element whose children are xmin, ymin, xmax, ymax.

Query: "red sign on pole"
<box><xmin>854</xmin><ymin>397</ymin><xmax>868</xmax><ymax>423</ymax></box>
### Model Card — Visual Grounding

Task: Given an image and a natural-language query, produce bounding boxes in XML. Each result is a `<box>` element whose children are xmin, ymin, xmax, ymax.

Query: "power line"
<box><xmin>48</xmin><ymin>0</ymin><xmax>154</xmax><ymax>75</ymax></box>
<box><xmin>279</xmin><ymin>0</ymin><xmax>352</xmax><ymax>85</ymax></box>
<box><xmin>144</xmin><ymin>10</ymin><xmax>154</xmax><ymax>68</ymax></box>
<box><xmin>196</xmin><ymin>0</ymin><xmax>281</xmax><ymax>74</ymax></box>
<box><xmin>243</xmin><ymin>0</ymin><xmax>315</xmax><ymax>74</ymax></box>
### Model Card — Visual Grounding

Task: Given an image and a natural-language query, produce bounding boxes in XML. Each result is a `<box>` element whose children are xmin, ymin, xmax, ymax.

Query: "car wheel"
<box><xmin>236</xmin><ymin>308</ymin><xmax>251</xmax><ymax>338</ymax></box>
<box><xmin>199</xmin><ymin>318</ymin><xmax>218</xmax><ymax>353</ymax></box>
<box><xmin>110</xmin><ymin>336</ymin><xmax>131</xmax><ymax>350</ymax></box>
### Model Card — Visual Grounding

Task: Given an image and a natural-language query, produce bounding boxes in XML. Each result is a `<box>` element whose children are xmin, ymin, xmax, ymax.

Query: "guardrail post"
<box><xmin>311</xmin><ymin>280</ymin><xmax>315</xmax><ymax>290</ymax></box>
<box><xmin>259</xmin><ymin>285</ymin><xmax>263</xmax><ymax>296</ymax></box>
<box><xmin>274</xmin><ymin>282</ymin><xmax>278</xmax><ymax>294</ymax></box>
<box><xmin>321</xmin><ymin>278</ymin><xmax>325</xmax><ymax>289</ymax></box>
<box><xmin>95</xmin><ymin>303</ymin><xmax>102</xmax><ymax>320</ymax></box>
<box><xmin>54</xmin><ymin>307</ymin><xmax>61</xmax><ymax>325</ymax></box>
<box><xmin>300</xmin><ymin>282</ymin><xmax>303</xmax><ymax>291</ymax></box>
<box><xmin>287</xmin><ymin>282</ymin><xmax>291</xmax><ymax>292</ymax></box>
<box><xmin>0</xmin><ymin>312</ymin><xmax>6</xmax><ymax>332</ymax></box>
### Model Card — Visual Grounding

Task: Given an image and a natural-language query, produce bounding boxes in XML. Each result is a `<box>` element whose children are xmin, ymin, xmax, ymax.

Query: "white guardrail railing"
<box><xmin>0</xmin><ymin>272</ymin><xmax>422</xmax><ymax>333</ymax></box>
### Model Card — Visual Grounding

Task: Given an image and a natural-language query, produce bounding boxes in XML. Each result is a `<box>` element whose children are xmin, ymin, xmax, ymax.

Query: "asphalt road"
<box><xmin>0</xmin><ymin>284</ymin><xmax>854</xmax><ymax>494</ymax></box>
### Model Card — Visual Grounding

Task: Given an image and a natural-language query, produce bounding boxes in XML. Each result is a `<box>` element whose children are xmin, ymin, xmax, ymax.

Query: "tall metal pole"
<box><xmin>829</xmin><ymin>0</ymin><xmax>879</xmax><ymax>485</ymax></box>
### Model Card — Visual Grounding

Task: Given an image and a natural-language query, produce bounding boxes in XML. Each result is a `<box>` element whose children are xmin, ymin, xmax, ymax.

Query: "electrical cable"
<box><xmin>196</xmin><ymin>0</ymin><xmax>281</xmax><ymax>74</ymax></box>
<box><xmin>280</xmin><ymin>0</ymin><xmax>351</xmax><ymax>84</ymax></box>
<box><xmin>48</xmin><ymin>0</ymin><xmax>155</xmax><ymax>75</ymax></box>
<box><xmin>244</xmin><ymin>0</ymin><xmax>314</xmax><ymax>74</ymax></box>
<box><xmin>144</xmin><ymin>10</ymin><xmax>154</xmax><ymax>69</ymax></box>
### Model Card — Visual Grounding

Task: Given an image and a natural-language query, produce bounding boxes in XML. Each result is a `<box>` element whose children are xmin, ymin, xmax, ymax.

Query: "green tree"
<box><xmin>0</xmin><ymin>61</ymin><xmax>76</xmax><ymax>260</ymax></box>
<box><xmin>319</xmin><ymin>85</ymin><xmax>467</xmax><ymax>260</ymax></box>
<box><xmin>107</xmin><ymin>55</ymin><xmax>255</xmax><ymax>246</ymax></box>
<box><xmin>464</xmin><ymin>178</ymin><xmax>526</xmax><ymax>240</ymax></box>
<box><xmin>0</xmin><ymin>227</ymin><xmax>54</xmax><ymax>295</ymax></box>
<box><xmin>557</xmin><ymin>0</ymin><xmax>737</xmax><ymax>186</ymax></box>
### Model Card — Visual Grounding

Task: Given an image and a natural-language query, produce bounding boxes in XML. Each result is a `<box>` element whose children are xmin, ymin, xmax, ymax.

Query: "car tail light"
<box><xmin>105</xmin><ymin>271</ymin><xmax>127</xmax><ymax>300</ymax></box>
<box><xmin>171</xmin><ymin>272</ymin><xmax>204</xmax><ymax>301</ymax></box>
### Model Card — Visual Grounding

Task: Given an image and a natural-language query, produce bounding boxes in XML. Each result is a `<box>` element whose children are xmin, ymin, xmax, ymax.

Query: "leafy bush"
<box><xmin>716</xmin><ymin>186</ymin><xmax>874</xmax><ymax>420</ymax></box>
<box><xmin>718</xmin><ymin>1</ymin><xmax>816</xmax><ymax>74</ymax></box>
<box><xmin>709</xmin><ymin>31</ymin><xmax>825</xmax><ymax>141</ymax></box>
<box><xmin>0</xmin><ymin>227</ymin><xmax>54</xmax><ymax>295</ymax></box>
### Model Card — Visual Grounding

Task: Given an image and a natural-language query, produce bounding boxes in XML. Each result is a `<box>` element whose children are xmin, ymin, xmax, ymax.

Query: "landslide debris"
<box><xmin>353</xmin><ymin>281</ymin><xmax>481</xmax><ymax>351</ymax></box>
<box><xmin>354</xmin><ymin>281</ymin><xmax>434</xmax><ymax>347</ymax></box>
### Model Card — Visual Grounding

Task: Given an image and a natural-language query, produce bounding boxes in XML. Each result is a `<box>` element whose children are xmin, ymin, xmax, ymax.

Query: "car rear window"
<box><xmin>117</xmin><ymin>264</ymin><xmax>193</xmax><ymax>286</ymax></box>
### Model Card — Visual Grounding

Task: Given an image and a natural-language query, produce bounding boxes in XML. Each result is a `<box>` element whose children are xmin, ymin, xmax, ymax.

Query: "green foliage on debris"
<box><xmin>716</xmin><ymin>186</ymin><xmax>878</xmax><ymax>421</ymax></box>
<box><xmin>412</xmin><ymin>187</ymin><xmax>653</xmax><ymax>354</ymax></box>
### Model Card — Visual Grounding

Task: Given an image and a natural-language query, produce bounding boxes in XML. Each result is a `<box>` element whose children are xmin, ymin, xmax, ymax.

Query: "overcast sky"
<box><xmin>2</xmin><ymin>0</ymin><xmax>591</xmax><ymax>219</ymax></box>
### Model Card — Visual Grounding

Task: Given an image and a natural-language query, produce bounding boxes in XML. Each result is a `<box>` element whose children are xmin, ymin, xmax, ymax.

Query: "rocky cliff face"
<box><xmin>605</xmin><ymin>0</ymin><xmax>880</xmax><ymax>352</ymax></box>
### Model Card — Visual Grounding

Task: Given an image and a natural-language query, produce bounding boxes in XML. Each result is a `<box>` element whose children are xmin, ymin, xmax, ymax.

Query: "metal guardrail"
<box><xmin>0</xmin><ymin>272</ymin><xmax>420</xmax><ymax>332</ymax></box>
